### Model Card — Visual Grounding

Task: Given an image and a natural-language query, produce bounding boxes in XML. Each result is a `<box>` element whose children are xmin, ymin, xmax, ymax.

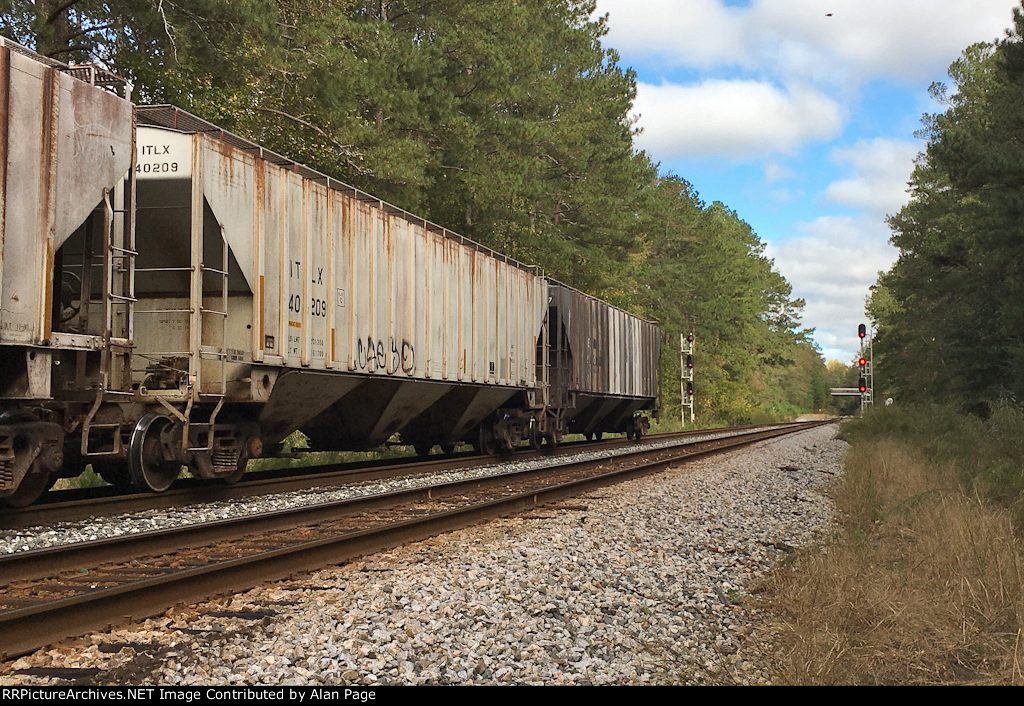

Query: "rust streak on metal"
<box><xmin>259</xmin><ymin>275</ymin><xmax>265</xmax><ymax>345</ymax></box>
<box><xmin>41</xmin><ymin>239</ymin><xmax>53</xmax><ymax>338</ymax></box>
<box><xmin>0</xmin><ymin>48</ymin><xmax>10</xmax><ymax>270</ymax></box>
<box><xmin>39</xmin><ymin>67</ymin><xmax>59</xmax><ymax>341</ymax></box>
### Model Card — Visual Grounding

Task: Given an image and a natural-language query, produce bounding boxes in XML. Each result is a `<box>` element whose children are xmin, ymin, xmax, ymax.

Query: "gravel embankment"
<box><xmin>0</xmin><ymin>428</ymin><xmax>783</xmax><ymax>554</ymax></box>
<box><xmin>1</xmin><ymin>424</ymin><xmax>844</xmax><ymax>685</ymax></box>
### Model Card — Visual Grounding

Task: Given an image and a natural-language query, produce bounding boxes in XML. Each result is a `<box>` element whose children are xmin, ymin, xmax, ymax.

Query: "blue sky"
<box><xmin>596</xmin><ymin>0</ymin><xmax>1020</xmax><ymax>361</ymax></box>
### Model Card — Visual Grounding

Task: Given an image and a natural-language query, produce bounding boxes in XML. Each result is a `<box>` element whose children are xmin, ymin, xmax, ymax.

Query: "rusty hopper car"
<box><xmin>125</xmin><ymin>105</ymin><xmax>550</xmax><ymax>490</ymax></box>
<box><xmin>547</xmin><ymin>284</ymin><xmax>660</xmax><ymax>440</ymax></box>
<box><xmin>0</xmin><ymin>39</ymin><xmax>134</xmax><ymax>506</ymax></box>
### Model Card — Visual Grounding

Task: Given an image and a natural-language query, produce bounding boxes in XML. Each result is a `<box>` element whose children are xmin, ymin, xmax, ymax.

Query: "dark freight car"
<box><xmin>547</xmin><ymin>284</ymin><xmax>661</xmax><ymax>439</ymax></box>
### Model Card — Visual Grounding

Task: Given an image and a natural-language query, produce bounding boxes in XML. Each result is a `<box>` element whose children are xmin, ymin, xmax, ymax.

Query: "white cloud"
<box><xmin>825</xmin><ymin>138</ymin><xmax>921</xmax><ymax>216</ymax></box>
<box><xmin>634</xmin><ymin>80</ymin><xmax>843</xmax><ymax>158</ymax></box>
<box><xmin>593</xmin><ymin>0</ymin><xmax>999</xmax><ymax>359</ymax></box>
<box><xmin>598</xmin><ymin>0</ymin><xmax>1017</xmax><ymax>85</ymax></box>
<box><xmin>597</xmin><ymin>0</ymin><xmax>751</xmax><ymax>68</ymax></box>
<box><xmin>764</xmin><ymin>161</ymin><xmax>795</xmax><ymax>183</ymax></box>
<box><xmin>766</xmin><ymin>216</ymin><xmax>897</xmax><ymax>360</ymax></box>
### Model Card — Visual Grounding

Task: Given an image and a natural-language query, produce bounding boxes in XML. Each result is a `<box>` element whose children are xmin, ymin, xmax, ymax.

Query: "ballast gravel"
<box><xmin>1</xmin><ymin>424</ymin><xmax>844</xmax><ymax>685</ymax></box>
<box><xmin>0</xmin><ymin>427</ymin><xmax>784</xmax><ymax>554</ymax></box>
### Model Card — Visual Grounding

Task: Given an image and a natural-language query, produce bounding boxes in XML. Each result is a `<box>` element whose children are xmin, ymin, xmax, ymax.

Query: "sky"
<box><xmin>595</xmin><ymin>0</ymin><xmax>1021</xmax><ymax>362</ymax></box>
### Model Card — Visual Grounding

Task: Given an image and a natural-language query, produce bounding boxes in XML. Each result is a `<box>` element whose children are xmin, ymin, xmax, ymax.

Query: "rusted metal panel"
<box><xmin>54</xmin><ymin>70</ymin><xmax>132</xmax><ymax>246</ymax></box>
<box><xmin>0</xmin><ymin>47</ymin><xmax>132</xmax><ymax>346</ymax></box>
<box><xmin>258</xmin><ymin>162</ymin><xmax>281</xmax><ymax>361</ymax></box>
<box><xmin>445</xmin><ymin>238</ymin><xmax>458</xmax><ymax>381</ymax></box>
<box><xmin>0</xmin><ymin>49</ymin><xmax>8</xmax><ymax>309</ymax></box>
<box><xmin>549</xmin><ymin>283</ymin><xmax>660</xmax><ymax>402</ymax></box>
<box><xmin>431</xmin><ymin>234</ymin><xmax>445</xmax><ymax>379</ymax></box>
<box><xmin>284</xmin><ymin>171</ymin><xmax>304</xmax><ymax>364</ymax></box>
<box><xmin>305</xmin><ymin>180</ymin><xmax>329</xmax><ymax>367</ymax></box>
<box><xmin>134</xmin><ymin>111</ymin><xmax>546</xmax><ymax>392</ymax></box>
<box><xmin>412</xmin><ymin>221</ymin><xmax>427</xmax><ymax>377</ymax></box>
<box><xmin>198</xmin><ymin>135</ymin><xmax>256</xmax><ymax>290</ymax></box>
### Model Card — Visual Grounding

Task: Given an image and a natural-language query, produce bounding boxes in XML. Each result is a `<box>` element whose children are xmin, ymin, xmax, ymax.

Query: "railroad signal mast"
<box><xmin>828</xmin><ymin>322</ymin><xmax>876</xmax><ymax>413</ymax></box>
<box><xmin>680</xmin><ymin>332</ymin><xmax>696</xmax><ymax>427</ymax></box>
<box><xmin>858</xmin><ymin>323</ymin><xmax>874</xmax><ymax>413</ymax></box>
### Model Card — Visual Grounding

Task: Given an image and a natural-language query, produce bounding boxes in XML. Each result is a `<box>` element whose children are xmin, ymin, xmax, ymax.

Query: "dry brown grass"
<box><xmin>760</xmin><ymin>440</ymin><xmax>1024</xmax><ymax>685</ymax></box>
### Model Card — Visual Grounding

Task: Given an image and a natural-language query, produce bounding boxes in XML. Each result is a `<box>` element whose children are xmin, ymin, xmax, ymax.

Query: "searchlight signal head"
<box><xmin>858</xmin><ymin>323</ymin><xmax>867</xmax><ymax>339</ymax></box>
<box><xmin>686</xmin><ymin>382</ymin><xmax>695</xmax><ymax>398</ymax></box>
<box><xmin>858</xmin><ymin>356</ymin><xmax>867</xmax><ymax>368</ymax></box>
<box><xmin>686</xmin><ymin>354</ymin><xmax>694</xmax><ymax>370</ymax></box>
<box><xmin>858</xmin><ymin>377</ymin><xmax>867</xmax><ymax>394</ymax></box>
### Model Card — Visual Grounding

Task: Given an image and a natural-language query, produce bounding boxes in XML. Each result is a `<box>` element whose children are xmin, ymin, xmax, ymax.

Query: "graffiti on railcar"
<box><xmin>355</xmin><ymin>335</ymin><xmax>416</xmax><ymax>375</ymax></box>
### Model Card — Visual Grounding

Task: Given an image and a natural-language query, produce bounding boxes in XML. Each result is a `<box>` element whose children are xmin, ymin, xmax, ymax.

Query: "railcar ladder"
<box><xmin>102</xmin><ymin>186</ymin><xmax>136</xmax><ymax>389</ymax></box>
<box><xmin>81</xmin><ymin>178</ymin><xmax>137</xmax><ymax>457</ymax></box>
<box><xmin>185</xmin><ymin>229</ymin><xmax>230</xmax><ymax>453</ymax></box>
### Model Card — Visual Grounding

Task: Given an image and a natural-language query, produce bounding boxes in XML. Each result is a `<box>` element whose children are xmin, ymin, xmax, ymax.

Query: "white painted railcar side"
<box><xmin>133</xmin><ymin>107</ymin><xmax>547</xmax><ymax>452</ymax></box>
<box><xmin>0</xmin><ymin>41</ymin><xmax>132</xmax><ymax>354</ymax></box>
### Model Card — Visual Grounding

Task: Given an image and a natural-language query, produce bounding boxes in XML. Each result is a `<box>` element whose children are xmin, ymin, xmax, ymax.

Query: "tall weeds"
<box><xmin>762</xmin><ymin>439</ymin><xmax>1024</xmax><ymax>684</ymax></box>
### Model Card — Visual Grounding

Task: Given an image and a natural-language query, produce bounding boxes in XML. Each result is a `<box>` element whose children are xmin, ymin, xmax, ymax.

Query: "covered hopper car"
<box><xmin>0</xmin><ymin>44</ymin><xmax>660</xmax><ymax>506</ymax></box>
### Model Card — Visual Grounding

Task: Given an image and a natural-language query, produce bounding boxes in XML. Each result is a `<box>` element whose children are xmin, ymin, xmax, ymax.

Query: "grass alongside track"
<box><xmin>759</xmin><ymin>405</ymin><xmax>1024</xmax><ymax>685</ymax></box>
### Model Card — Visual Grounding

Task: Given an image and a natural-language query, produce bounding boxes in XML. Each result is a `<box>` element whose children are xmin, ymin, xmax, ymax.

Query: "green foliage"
<box><xmin>871</xmin><ymin>3</ymin><xmax>1024</xmax><ymax>414</ymax></box>
<box><xmin>842</xmin><ymin>403</ymin><xmax>1024</xmax><ymax>525</ymax></box>
<box><xmin>0</xmin><ymin>0</ymin><xmax>828</xmax><ymax>423</ymax></box>
<box><xmin>53</xmin><ymin>464</ymin><xmax>105</xmax><ymax>491</ymax></box>
<box><xmin>637</xmin><ymin>178</ymin><xmax>823</xmax><ymax>424</ymax></box>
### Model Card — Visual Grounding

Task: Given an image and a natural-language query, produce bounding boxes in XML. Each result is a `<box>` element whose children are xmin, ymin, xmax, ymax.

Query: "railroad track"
<box><xmin>0</xmin><ymin>423</ymin><xmax>786</xmax><ymax>529</ymax></box>
<box><xmin>0</xmin><ymin>420</ymin><xmax>833</xmax><ymax>660</ymax></box>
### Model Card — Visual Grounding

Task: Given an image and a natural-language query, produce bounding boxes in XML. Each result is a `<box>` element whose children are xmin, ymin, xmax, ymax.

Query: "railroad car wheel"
<box><xmin>595</xmin><ymin>431</ymin><xmax>604</xmax><ymax>441</ymax></box>
<box><xmin>584</xmin><ymin>432</ymin><xmax>593</xmax><ymax>441</ymax></box>
<box><xmin>414</xmin><ymin>442</ymin><xmax>433</xmax><ymax>457</ymax></box>
<box><xmin>0</xmin><ymin>461</ymin><xmax>55</xmax><ymax>508</ymax></box>
<box><xmin>128</xmin><ymin>413</ymin><xmax>181</xmax><ymax>493</ymax></box>
<box><xmin>440</xmin><ymin>442</ymin><xmax>456</xmax><ymax>455</ymax></box>
<box><xmin>626</xmin><ymin>418</ymin><xmax>644</xmax><ymax>442</ymax></box>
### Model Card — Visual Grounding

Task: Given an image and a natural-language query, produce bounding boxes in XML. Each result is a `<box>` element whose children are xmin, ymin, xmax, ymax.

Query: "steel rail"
<box><xmin>0</xmin><ymin>423</ymin><xmax>792</xmax><ymax>529</ymax></box>
<box><xmin>0</xmin><ymin>423</ymin><xmax>799</xmax><ymax>583</ymax></box>
<box><xmin>0</xmin><ymin>420</ymin><xmax>833</xmax><ymax>659</ymax></box>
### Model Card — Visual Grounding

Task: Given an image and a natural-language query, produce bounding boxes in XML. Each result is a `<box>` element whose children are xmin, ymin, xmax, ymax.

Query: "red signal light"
<box><xmin>858</xmin><ymin>377</ymin><xmax>867</xmax><ymax>393</ymax></box>
<box><xmin>687</xmin><ymin>333</ymin><xmax>694</xmax><ymax>343</ymax></box>
<box><xmin>686</xmin><ymin>382</ymin><xmax>695</xmax><ymax>397</ymax></box>
<box><xmin>686</xmin><ymin>354</ymin><xmax>694</xmax><ymax>369</ymax></box>
<box><xmin>858</xmin><ymin>357</ymin><xmax>867</xmax><ymax>368</ymax></box>
<box><xmin>858</xmin><ymin>323</ymin><xmax>867</xmax><ymax>339</ymax></box>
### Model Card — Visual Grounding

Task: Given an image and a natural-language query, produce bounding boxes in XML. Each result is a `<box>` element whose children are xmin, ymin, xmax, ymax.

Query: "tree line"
<box><xmin>0</xmin><ymin>0</ymin><xmax>833</xmax><ymax>424</ymax></box>
<box><xmin>869</xmin><ymin>2</ymin><xmax>1024</xmax><ymax>415</ymax></box>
